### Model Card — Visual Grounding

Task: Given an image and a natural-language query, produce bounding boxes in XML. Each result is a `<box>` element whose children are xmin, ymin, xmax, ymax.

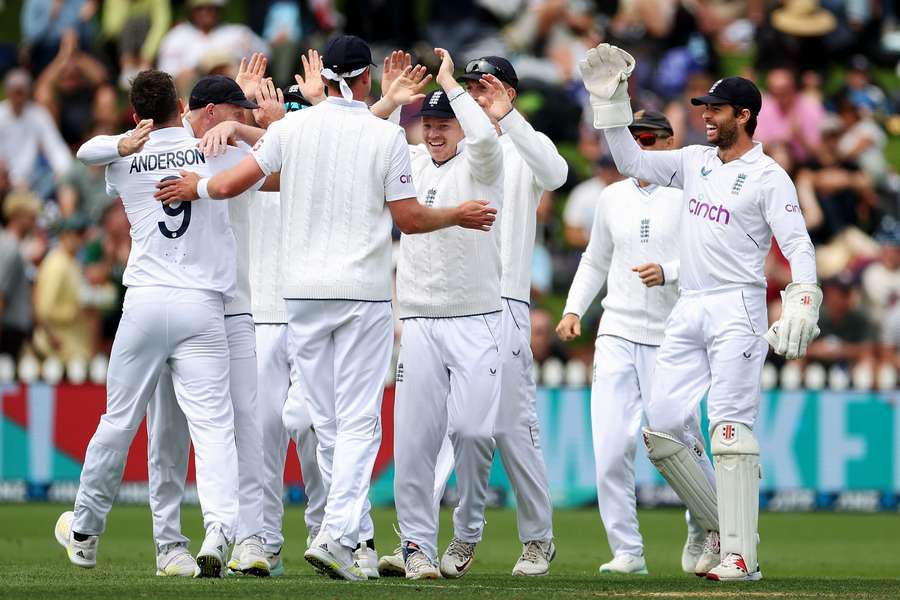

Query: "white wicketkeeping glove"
<box><xmin>765</xmin><ymin>283</ymin><xmax>823</xmax><ymax>361</ymax></box>
<box><xmin>578</xmin><ymin>43</ymin><xmax>636</xmax><ymax>129</ymax></box>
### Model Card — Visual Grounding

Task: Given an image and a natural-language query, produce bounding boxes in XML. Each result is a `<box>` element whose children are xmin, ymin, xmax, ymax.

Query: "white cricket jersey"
<box><xmin>248</xmin><ymin>189</ymin><xmax>286</xmax><ymax>324</ymax></box>
<box><xmin>397</xmin><ymin>88</ymin><xmax>504</xmax><ymax>319</ymax></box>
<box><xmin>496</xmin><ymin>109</ymin><xmax>568</xmax><ymax>303</ymax></box>
<box><xmin>604</xmin><ymin>127</ymin><xmax>816</xmax><ymax>292</ymax></box>
<box><xmin>101</xmin><ymin>126</ymin><xmax>241</xmax><ymax>298</ymax></box>
<box><xmin>252</xmin><ymin>97</ymin><xmax>416</xmax><ymax>302</ymax></box>
<box><xmin>563</xmin><ymin>178</ymin><xmax>682</xmax><ymax>346</ymax></box>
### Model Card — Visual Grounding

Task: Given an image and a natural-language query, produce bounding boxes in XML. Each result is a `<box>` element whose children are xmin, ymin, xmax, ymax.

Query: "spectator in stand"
<box><xmin>835</xmin><ymin>94</ymin><xmax>888</xmax><ymax>186</ymax></box>
<box><xmin>842</xmin><ymin>54</ymin><xmax>892</xmax><ymax>117</ymax></box>
<box><xmin>32</xmin><ymin>216</ymin><xmax>91</xmax><ymax>362</ymax></box>
<box><xmin>33</xmin><ymin>30</ymin><xmax>115</xmax><ymax>148</ymax></box>
<box><xmin>805</xmin><ymin>272</ymin><xmax>875</xmax><ymax>368</ymax></box>
<box><xmin>861</xmin><ymin>217</ymin><xmax>900</xmax><ymax>323</ymax></box>
<box><xmin>57</xmin><ymin>125</ymin><xmax>118</xmax><ymax>223</ymax></box>
<box><xmin>101</xmin><ymin>0</ymin><xmax>171</xmax><ymax>90</ymax></box>
<box><xmin>0</xmin><ymin>192</ymin><xmax>41</xmax><ymax>359</ymax></box>
<box><xmin>881</xmin><ymin>302</ymin><xmax>900</xmax><ymax>370</ymax></box>
<box><xmin>531</xmin><ymin>307</ymin><xmax>570</xmax><ymax>363</ymax></box>
<box><xmin>81</xmin><ymin>200</ymin><xmax>129</xmax><ymax>355</ymax></box>
<box><xmin>20</xmin><ymin>0</ymin><xmax>97</xmax><ymax>74</ymax></box>
<box><xmin>156</xmin><ymin>0</ymin><xmax>269</xmax><ymax>95</ymax></box>
<box><xmin>755</xmin><ymin>66</ymin><xmax>826</xmax><ymax>163</ymax></box>
<box><xmin>563</xmin><ymin>156</ymin><xmax>623</xmax><ymax>248</ymax></box>
<box><xmin>755</xmin><ymin>0</ymin><xmax>836</xmax><ymax>74</ymax></box>
<box><xmin>0</xmin><ymin>69</ymin><xmax>72</xmax><ymax>198</ymax></box>
<box><xmin>665</xmin><ymin>70</ymin><xmax>714</xmax><ymax>148</ymax></box>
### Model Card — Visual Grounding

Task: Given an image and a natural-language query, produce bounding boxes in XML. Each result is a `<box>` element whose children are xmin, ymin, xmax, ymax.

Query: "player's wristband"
<box><xmin>197</xmin><ymin>177</ymin><xmax>211</xmax><ymax>199</ymax></box>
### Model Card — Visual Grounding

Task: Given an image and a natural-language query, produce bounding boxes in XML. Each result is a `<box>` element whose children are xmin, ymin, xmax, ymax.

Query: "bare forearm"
<box><xmin>403</xmin><ymin>205</ymin><xmax>460</xmax><ymax>234</ymax></box>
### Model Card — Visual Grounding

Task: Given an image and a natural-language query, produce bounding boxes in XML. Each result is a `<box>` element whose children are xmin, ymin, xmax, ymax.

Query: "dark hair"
<box><xmin>129</xmin><ymin>70</ymin><xmax>179</xmax><ymax>123</ymax></box>
<box><xmin>324</xmin><ymin>68</ymin><xmax>367</xmax><ymax>93</ymax></box>
<box><xmin>733</xmin><ymin>105</ymin><xmax>757</xmax><ymax>136</ymax></box>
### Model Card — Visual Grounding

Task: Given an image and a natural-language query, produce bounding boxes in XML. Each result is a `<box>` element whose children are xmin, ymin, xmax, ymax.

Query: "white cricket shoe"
<box><xmin>693</xmin><ymin>531</ymin><xmax>720</xmax><ymax>577</ymax></box>
<box><xmin>598</xmin><ymin>553</ymin><xmax>648</xmax><ymax>575</ymax></box>
<box><xmin>196</xmin><ymin>524</ymin><xmax>228</xmax><ymax>578</ymax></box>
<box><xmin>55</xmin><ymin>511</ymin><xmax>97</xmax><ymax>568</ymax></box>
<box><xmin>440</xmin><ymin>537</ymin><xmax>476</xmax><ymax>579</ymax></box>
<box><xmin>682</xmin><ymin>528</ymin><xmax>706</xmax><ymax>573</ymax></box>
<box><xmin>405</xmin><ymin>545</ymin><xmax>441</xmax><ymax>580</ymax></box>
<box><xmin>706</xmin><ymin>552</ymin><xmax>763</xmax><ymax>581</ymax></box>
<box><xmin>378</xmin><ymin>546</ymin><xmax>406</xmax><ymax>577</ymax></box>
<box><xmin>156</xmin><ymin>543</ymin><xmax>199</xmax><ymax>577</ymax></box>
<box><xmin>354</xmin><ymin>543</ymin><xmax>380</xmax><ymax>579</ymax></box>
<box><xmin>304</xmin><ymin>531</ymin><xmax>366</xmax><ymax>581</ymax></box>
<box><xmin>512</xmin><ymin>540</ymin><xmax>556</xmax><ymax>576</ymax></box>
<box><xmin>234</xmin><ymin>536</ymin><xmax>270</xmax><ymax>577</ymax></box>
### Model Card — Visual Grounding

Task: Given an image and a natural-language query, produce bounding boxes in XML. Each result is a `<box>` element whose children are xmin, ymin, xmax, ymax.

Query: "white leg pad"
<box><xmin>642</xmin><ymin>428</ymin><xmax>718</xmax><ymax>532</ymax></box>
<box><xmin>711</xmin><ymin>422</ymin><xmax>760</xmax><ymax>574</ymax></box>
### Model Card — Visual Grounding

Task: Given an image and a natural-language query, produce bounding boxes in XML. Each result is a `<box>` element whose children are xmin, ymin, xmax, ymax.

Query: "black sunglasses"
<box><xmin>465</xmin><ymin>59</ymin><xmax>509</xmax><ymax>83</ymax></box>
<box><xmin>633</xmin><ymin>132</ymin><xmax>670</xmax><ymax>147</ymax></box>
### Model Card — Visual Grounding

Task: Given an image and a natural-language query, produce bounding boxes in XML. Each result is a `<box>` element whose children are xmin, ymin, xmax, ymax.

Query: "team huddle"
<box><xmin>53</xmin><ymin>36</ymin><xmax>821</xmax><ymax>583</ymax></box>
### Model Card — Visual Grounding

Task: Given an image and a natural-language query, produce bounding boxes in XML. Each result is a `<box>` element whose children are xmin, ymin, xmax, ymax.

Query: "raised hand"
<box><xmin>456</xmin><ymin>199</ymin><xmax>497</xmax><ymax>231</ymax></box>
<box><xmin>434</xmin><ymin>47</ymin><xmax>457</xmax><ymax>90</ymax></box>
<box><xmin>385</xmin><ymin>64</ymin><xmax>433</xmax><ymax>107</ymax></box>
<box><xmin>117</xmin><ymin>119</ymin><xmax>153</xmax><ymax>156</ymax></box>
<box><xmin>475</xmin><ymin>73</ymin><xmax>514</xmax><ymax>121</ymax></box>
<box><xmin>197</xmin><ymin>121</ymin><xmax>237</xmax><ymax>157</ymax></box>
<box><xmin>382</xmin><ymin>50</ymin><xmax>412</xmax><ymax>96</ymax></box>
<box><xmin>236</xmin><ymin>53</ymin><xmax>268</xmax><ymax>103</ymax></box>
<box><xmin>294</xmin><ymin>49</ymin><xmax>325</xmax><ymax>105</ymax></box>
<box><xmin>254</xmin><ymin>77</ymin><xmax>285</xmax><ymax>128</ymax></box>
<box><xmin>579</xmin><ymin>43</ymin><xmax>636</xmax><ymax>129</ymax></box>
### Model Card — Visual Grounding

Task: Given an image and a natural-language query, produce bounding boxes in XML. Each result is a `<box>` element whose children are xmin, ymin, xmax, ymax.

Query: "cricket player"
<box><xmin>580</xmin><ymin>45</ymin><xmax>821</xmax><ymax>581</ymax></box>
<box><xmin>75</xmin><ymin>74</ymin><xmax>274</xmax><ymax>578</ymax></box>
<box><xmin>54</xmin><ymin>70</ymin><xmax>256</xmax><ymax>578</ymax></box>
<box><xmin>154</xmin><ymin>35</ymin><xmax>496</xmax><ymax>581</ymax></box>
<box><xmin>371</xmin><ymin>47</ymin><xmax>504</xmax><ymax>580</ymax></box>
<box><xmin>557</xmin><ymin>111</ymin><xmax>708</xmax><ymax>575</ymax></box>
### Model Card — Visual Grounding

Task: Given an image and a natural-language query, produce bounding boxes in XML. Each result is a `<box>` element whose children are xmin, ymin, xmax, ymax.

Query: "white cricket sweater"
<box><xmin>396</xmin><ymin>88</ymin><xmax>504</xmax><ymax>319</ymax></box>
<box><xmin>248</xmin><ymin>190</ymin><xmax>287</xmax><ymax>323</ymax></box>
<box><xmin>496</xmin><ymin>109</ymin><xmax>568</xmax><ymax>303</ymax></box>
<box><xmin>253</xmin><ymin>97</ymin><xmax>415</xmax><ymax>302</ymax></box>
<box><xmin>563</xmin><ymin>178</ymin><xmax>683</xmax><ymax>346</ymax></box>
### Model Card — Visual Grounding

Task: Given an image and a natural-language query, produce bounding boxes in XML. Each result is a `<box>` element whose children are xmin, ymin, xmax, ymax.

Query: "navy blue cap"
<box><xmin>459</xmin><ymin>56</ymin><xmax>518</xmax><ymax>89</ymax></box>
<box><xmin>415</xmin><ymin>90</ymin><xmax>455</xmax><ymax>119</ymax></box>
<box><xmin>189</xmin><ymin>75</ymin><xmax>258</xmax><ymax>110</ymax></box>
<box><xmin>322</xmin><ymin>35</ymin><xmax>375</xmax><ymax>73</ymax></box>
<box><xmin>691</xmin><ymin>76</ymin><xmax>762</xmax><ymax>115</ymax></box>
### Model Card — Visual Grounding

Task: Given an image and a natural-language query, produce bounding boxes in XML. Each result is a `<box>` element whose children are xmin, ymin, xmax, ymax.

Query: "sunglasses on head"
<box><xmin>465</xmin><ymin>59</ymin><xmax>509</xmax><ymax>83</ymax></box>
<box><xmin>633</xmin><ymin>131</ymin><xmax>669</xmax><ymax>147</ymax></box>
<box><xmin>284</xmin><ymin>101</ymin><xmax>309</xmax><ymax>112</ymax></box>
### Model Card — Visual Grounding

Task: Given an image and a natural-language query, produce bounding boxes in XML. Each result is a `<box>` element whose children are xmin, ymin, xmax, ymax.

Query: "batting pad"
<box><xmin>711</xmin><ymin>422</ymin><xmax>760</xmax><ymax>573</ymax></box>
<box><xmin>642</xmin><ymin>428</ymin><xmax>718</xmax><ymax>532</ymax></box>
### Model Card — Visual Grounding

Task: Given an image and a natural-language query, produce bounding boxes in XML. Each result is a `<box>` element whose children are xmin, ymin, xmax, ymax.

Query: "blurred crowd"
<box><xmin>0</xmin><ymin>0</ymin><xmax>898</xmax><ymax>381</ymax></box>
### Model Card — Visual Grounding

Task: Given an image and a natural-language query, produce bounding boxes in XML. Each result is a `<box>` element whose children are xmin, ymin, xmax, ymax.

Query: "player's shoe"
<box><xmin>598</xmin><ymin>553</ymin><xmax>649</xmax><ymax>575</ymax></box>
<box><xmin>439</xmin><ymin>537</ymin><xmax>476</xmax><ymax>579</ymax></box>
<box><xmin>233</xmin><ymin>536</ymin><xmax>270</xmax><ymax>577</ymax></box>
<box><xmin>55</xmin><ymin>511</ymin><xmax>97</xmax><ymax>568</ymax></box>
<box><xmin>682</xmin><ymin>528</ymin><xmax>706</xmax><ymax>573</ymax></box>
<box><xmin>266</xmin><ymin>549</ymin><xmax>285</xmax><ymax>577</ymax></box>
<box><xmin>378</xmin><ymin>546</ymin><xmax>406</xmax><ymax>577</ymax></box>
<box><xmin>693</xmin><ymin>531</ymin><xmax>720</xmax><ymax>577</ymax></box>
<box><xmin>354</xmin><ymin>541</ymin><xmax>380</xmax><ymax>579</ymax></box>
<box><xmin>404</xmin><ymin>543</ymin><xmax>441</xmax><ymax>580</ymax></box>
<box><xmin>706</xmin><ymin>553</ymin><xmax>763</xmax><ymax>581</ymax></box>
<box><xmin>226</xmin><ymin>541</ymin><xmax>243</xmax><ymax>576</ymax></box>
<box><xmin>196</xmin><ymin>524</ymin><xmax>228</xmax><ymax>578</ymax></box>
<box><xmin>512</xmin><ymin>540</ymin><xmax>556</xmax><ymax>576</ymax></box>
<box><xmin>304</xmin><ymin>531</ymin><xmax>366</xmax><ymax>581</ymax></box>
<box><xmin>156</xmin><ymin>542</ymin><xmax>199</xmax><ymax>577</ymax></box>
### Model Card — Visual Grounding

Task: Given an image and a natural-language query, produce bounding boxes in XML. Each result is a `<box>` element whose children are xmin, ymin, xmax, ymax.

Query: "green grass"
<box><xmin>3</xmin><ymin>504</ymin><xmax>899</xmax><ymax>599</ymax></box>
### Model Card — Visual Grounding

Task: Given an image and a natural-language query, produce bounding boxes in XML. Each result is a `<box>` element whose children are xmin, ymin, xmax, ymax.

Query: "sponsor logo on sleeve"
<box><xmin>399</xmin><ymin>173</ymin><xmax>412</xmax><ymax>185</ymax></box>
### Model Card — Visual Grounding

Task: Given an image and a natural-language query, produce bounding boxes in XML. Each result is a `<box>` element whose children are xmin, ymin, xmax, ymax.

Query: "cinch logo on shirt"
<box><xmin>785</xmin><ymin>203</ymin><xmax>801</xmax><ymax>213</ymax></box>
<box><xmin>128</xmin><ymin>149</ymin><xmax>206</xmax><ymax>174</ymax></box>
<box><xmin>399</xmin><ymin>173</ymin><xmax>412</xmax><ymax>184</ymax></box>
<box><xmin>688</xmin><ymin>198</ymin><xmax>730</xmax><ymax>225</ymax></box>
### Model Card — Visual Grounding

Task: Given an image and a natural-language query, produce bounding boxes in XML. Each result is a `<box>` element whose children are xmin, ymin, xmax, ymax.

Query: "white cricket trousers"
<box><xmin>647</xmin><ymin>287</ymin><xmax>769</xmax><ymax>486</ymax></box>
<box><xmin>434</xmin><ymin>299</ymin><xmax>554</xmax><ymax>543</ymax></box>
<box><xmin>255</xmin><ymin>322</ymin><xmax>326</xmax><ymax>553</ymax></box>
<box><xmin>284</xmin><ymin>299</ymin><xmax>392</xmax><ymax>549</ymax></box>
<box><xmin>592</xmin><ymin>334</ymin><xmax>703</xmax><ymax>557</ymax></box>
<box><xmin>395</xmin><ymin>313</ymin><xmax>502</xmax><ymax>561</ymax></box>
<box><xmin>74</xmin><ymin>287</ymin><xmax>238</xmax><ymax>540</ymax></box>
<box><xmin>146</xmin><ymin>314</ymin><xmax>264</xmax><ymax>546</ymax></box>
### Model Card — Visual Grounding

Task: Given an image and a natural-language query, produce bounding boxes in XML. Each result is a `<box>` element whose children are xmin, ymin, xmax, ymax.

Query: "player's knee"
<box><xmin>450</xmin><ymin>420</ymin><xmax>494</xmax><ymax>445</ymax></box>
<box><xmin>710</xmin><ymin>421</ymin><xmax>758</xmax><ymax>456</ymax></box>
<box><xmin>92</xmin><ymin>419</ymin><xmax>140</xmax><ymax>452</ymax></box>
<box><xmin>336</xmin><ymin>413</ymin><xmax>381</xmax><ymax>438</ymax></box>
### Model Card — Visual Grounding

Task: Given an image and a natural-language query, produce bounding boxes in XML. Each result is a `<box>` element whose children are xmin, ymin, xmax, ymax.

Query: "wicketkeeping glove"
<box><xmin>765</xmin><ymin>283</ymin><xmax>823</xmax><ymax>360</ymax></box>
<box><xmin>578</xmin><ymin>43</ymin><xmax>636</xmax><ymax>129</ymax></box>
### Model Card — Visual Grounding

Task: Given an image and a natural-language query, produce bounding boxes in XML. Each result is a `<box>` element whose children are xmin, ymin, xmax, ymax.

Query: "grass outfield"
<box><xmin>3</xmin><ymin>504</ymin><xmax>898</xmax><ymax>599</ymax></box>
